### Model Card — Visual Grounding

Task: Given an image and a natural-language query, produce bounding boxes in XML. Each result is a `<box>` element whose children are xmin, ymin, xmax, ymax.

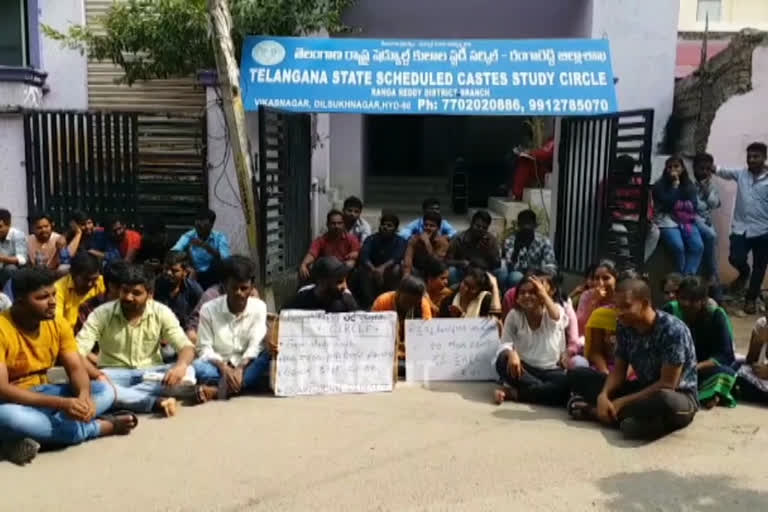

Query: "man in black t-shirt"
<box><xmin>285</xmin><ymin>257</ymin><xmax>359</xmax><ymax>313</ymax></box>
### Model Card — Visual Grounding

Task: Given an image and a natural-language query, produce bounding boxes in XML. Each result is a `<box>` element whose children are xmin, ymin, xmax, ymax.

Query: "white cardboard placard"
<box><xmin>405</xmin><ymin>318</ymin><xmax>500</xmax><ymax>382</ymax></box>
<box><xmin>275</xmin><ymin>310</ymin><xmax>397</xmax><ymax>397</ymax></box>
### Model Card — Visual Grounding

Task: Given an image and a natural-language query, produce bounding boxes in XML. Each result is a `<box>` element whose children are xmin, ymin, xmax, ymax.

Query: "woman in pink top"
<box><xmin>575</xmin><ymin>260</ymin><xmax>618</xmax><ymax>336</ymax></box>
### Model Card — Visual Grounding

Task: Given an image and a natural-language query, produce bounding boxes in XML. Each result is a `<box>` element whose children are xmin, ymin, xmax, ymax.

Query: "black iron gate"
<box><xmin>555</xmin><ymin>109</ymin><xmax>654</xmax><ymax>273</ymax></box>
<box><xmin>23</xmin><ymin>110</ymin><xmax>207</xmax><ymax>230</ymax></box>
<box><xmin>257</xmin><ymin>106</ymin><xmax>312</xmax><ymax>285</ymax></box>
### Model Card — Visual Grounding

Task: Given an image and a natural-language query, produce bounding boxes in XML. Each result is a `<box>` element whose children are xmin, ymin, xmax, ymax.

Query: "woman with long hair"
<box><xmin>492</xmin><ymin>271</ymin><xmax>570</xmax><ymax>406</ymax></box>
<box><xmin>652</xmin><ymin>156</ymin><xmax>704</xmax><ymax>275</ymax></box>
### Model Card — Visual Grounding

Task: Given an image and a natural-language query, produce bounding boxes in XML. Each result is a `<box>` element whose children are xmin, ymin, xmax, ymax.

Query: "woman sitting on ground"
<box><xmin>440</xmin><ymin>267</ymin><xmax>493</xmax><ymax>318</ymax></box>
<box><xmin>569</xmin><ymin>263</ymin><xmax>598</xmax><ymax>310</ymax></box>
<box><xmin>582</xmin><ymin>267</ymin><xmax>639</xmax><ymax>376</ymax></box>
<box><xmin>492</xmin><ymin>272</ymin><xmax>570</xmax><ymax>407</ymax></box>
<box><xmin>372</xmin><ymin>276</ymin><xmax>433</xmax><ymax>378</ymax></box>
<box><xmin>576</xmin><ymin>259</ymin><xmax>619</xmax><ymax>337</ymax></box>
<box><xmin>501</xmin><ymin>269</ymin><xmax>581</xmax><ymax>368</ymax></box>
<box><xmin>423</xmin><ymin>258</ymin><xmax>453</xmax><ymax>316</ymax></box>
<box><xmin>663</xmin><ymin>276</ymin><xmax>736</xmax><ymax>408</ymax></box>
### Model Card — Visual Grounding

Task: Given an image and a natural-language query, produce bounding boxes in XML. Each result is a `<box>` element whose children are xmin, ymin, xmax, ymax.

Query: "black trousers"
<box><xmin>729</xmin><ymin>233</ymin><xmax>768</xmax><ymax>301</ymax></box>
<box><xmin>568</xmin><ymin>367</ymin><xmax>697</xmax><ymax>435</ymax></box>
<box><xmin>495</xmin><ymin>351</ymin><xmax>569</xmax><ymax>406</ymax></box>
<box><xmin>353</xmin><ymin>264</ymin><xmax>402</xmax><ymax>308</ymax></box>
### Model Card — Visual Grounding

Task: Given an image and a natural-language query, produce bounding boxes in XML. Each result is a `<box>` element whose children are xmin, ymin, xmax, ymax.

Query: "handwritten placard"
<box><xmin>405</xmin><ymin>318</ymin><xmax>500</xmax><ymax>382</ymax></box>
<box><xmin>275</xmin><ymin>310</ymin><xmax>397</xmax><ymax>397</ymax></box>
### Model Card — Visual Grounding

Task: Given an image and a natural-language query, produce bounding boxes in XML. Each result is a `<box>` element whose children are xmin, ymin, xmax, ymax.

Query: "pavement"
<box><xmin>1</xmin><ymin>315</ymin><xmax>766</xmax><ymax>511</ymax></box>
<box><xmin>1</xmin><ymin>379</ymin><xmax>767</xmax><ymax>512</ymax></box>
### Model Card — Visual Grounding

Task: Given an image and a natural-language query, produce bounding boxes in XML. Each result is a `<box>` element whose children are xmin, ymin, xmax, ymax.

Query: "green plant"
<box><xmin>43</xmin><ymin>0</ymin><xmax>355</xmax><ymax>85</ymax></box>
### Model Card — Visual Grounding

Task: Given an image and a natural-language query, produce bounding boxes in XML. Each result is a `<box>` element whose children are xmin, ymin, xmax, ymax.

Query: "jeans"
<box><xmin>193</xmin><ymin>351</ymin><xmax>271</xmax><ymax>393</ymax></box>
<box><xmin>729</xmin><ymin>233</ymin><xmax>768</xmax><ymax>302</ymax></box>
<box><xmin>496</xmin><ymin>264</ymin><xmax>524</xmax><ymax>292</ymax></box>
<box><xmin>659</xmin><ymin>225</ymin><xmax>704</xmax><ymax>275</ymax></box>
<box><xmin>696</xmin><ymin>219</ymin><xmax>718</xmax><ymax>279</ymax></box>
<box><xmin>102</xmin><ymin>365</ymin><xmax>186</xmax><ymax>414</ymax></box>
<box><xmin>568</xmin><ymin>367</ymin><xmax>697</xmax><ymax>437</ymax></box>
<box><xmin>495</xmin><ymin>351</ymin><xmax>570</xmax><ymax>406</ymax></box>
<box><xmin>0</xmin><ymin>381</ymin><xmax>114</xmax><ymax>445</ymax></box>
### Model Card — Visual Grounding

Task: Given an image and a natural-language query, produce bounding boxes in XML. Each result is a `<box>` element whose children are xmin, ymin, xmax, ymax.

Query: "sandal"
<box><xmin>195</xmin><ymin>385</ymin><xmax>218</xmax><ymax>404</ymax></box>
<box><xmin>98</xmin><ymin>410</ymin><xmax>139</xmax><ymax>435</ymax></box>
<box><xmin>567</xmin><ymin>395</ymin><xmax>591</xmax><ymax>420</ymax></box>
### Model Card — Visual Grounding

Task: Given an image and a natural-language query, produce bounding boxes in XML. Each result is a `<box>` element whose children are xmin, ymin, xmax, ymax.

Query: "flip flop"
<box><xmin>98</xmin><ymin>410</ymin><xmax>139</xmax><ymax>435</ymax></box>
<box><xmin>567</xmin><ymin>395</ymin><xmax>591</xmax><ymax>421</ymax></box>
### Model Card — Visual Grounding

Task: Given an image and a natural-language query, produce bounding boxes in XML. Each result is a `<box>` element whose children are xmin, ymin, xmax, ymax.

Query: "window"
<box><xmin>0</xmin><ymin>0</ymin><xmax>28</xmax><ymax>66</ymax></box>
<box><xmin>697</xmin><ymin>0</ymin><xmax>722</xmax><ymax>22</ymax></box>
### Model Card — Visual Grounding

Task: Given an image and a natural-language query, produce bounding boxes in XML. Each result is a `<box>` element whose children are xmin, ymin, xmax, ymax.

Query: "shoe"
<box><xmin>1</xmin><ymin>438</ymin><xmax>40</xmax><ymax>465</ymax></box>
<box><xmin>744</xmin><ymin>301</ymin><xmax>757</xmax><ymax>315</ymax></box>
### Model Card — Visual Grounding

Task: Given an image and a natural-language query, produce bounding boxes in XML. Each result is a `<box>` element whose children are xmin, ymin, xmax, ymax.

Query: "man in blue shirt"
<box><xmin>171</xmin><ymin>209</ymin><xmax>231</xmax><ymax>289</ymax></box>
<box><xmin>716</xmin><ymin>142</ymin><xmax>768</xmax><ymax>314</ymax></box>
<box><xmin>567</xmin><ymin>278</ymin><xmax>698</xmax><ymax>440</ymax></box>
<box><xmin>399</xmin><ymin>198</ymin><xmax>457</xmax><ymax>239</ymax></box>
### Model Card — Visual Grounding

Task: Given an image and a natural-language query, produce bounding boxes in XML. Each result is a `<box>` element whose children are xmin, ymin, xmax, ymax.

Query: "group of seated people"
<box><xmin>3</xmin><ymin>198</ymin><xmax>768</xmax><ymax>466</ymax></box>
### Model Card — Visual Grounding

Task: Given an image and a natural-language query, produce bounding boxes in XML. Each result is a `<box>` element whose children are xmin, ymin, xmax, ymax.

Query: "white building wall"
<box><xmin>205</xmin><ymin>87</ymin><xmax>252</xmax><ymax>256</ymax></box>
<box><xmin>591</xmin><ymin>0</ymin><xmax>680</xmax><ymax>150</ymax></box>
<box><xmin>0</xmin><ymin>1</ymin><xmax>88</xmax><ymax>229</ymax></box>
<box><xmin>0</xmin><ymin>114</ymin><xmax>28</xmax><ymax>230</ymax></box>
<box><xmin>39</xmin><ymin>0</ymin><xmax>88</xmax><ymax>110</ymax></box>
<box><xmin>707</xmin><ymin>46</ymin><xmax>768</xmax><ymax>283</ymax></box>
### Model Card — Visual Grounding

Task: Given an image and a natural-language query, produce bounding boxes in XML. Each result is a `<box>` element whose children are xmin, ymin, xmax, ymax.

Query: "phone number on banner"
<box><xmin>437</xmin><ymin>98</ymin><xmax>611</xmax><ymax>114</ymax></box>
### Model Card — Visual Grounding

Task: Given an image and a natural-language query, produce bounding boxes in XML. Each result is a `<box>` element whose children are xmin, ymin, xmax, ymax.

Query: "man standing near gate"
<box><xmin>717</xmin><ymin>142</ymin><xmax>768</xmax><ymax>315</ymax></box>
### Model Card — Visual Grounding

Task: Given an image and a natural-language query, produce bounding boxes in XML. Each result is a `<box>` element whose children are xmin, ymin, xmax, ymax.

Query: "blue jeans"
<box><xmin>659</xmin><ymin>225</ymin><xmax>704</xmax><ymax>275</ymax></box>
<box><xmin>696</xmin><ymin>219</ymin><xmax>718</xmax><ymax>280</ymax></box>
<box><xmin>193</xmin><ymin>351</ymin><xmax>271</xmax><ymax>393</ymax></box>
<box><xmin>496</xmin><ymin>264</ymin><xmax>524</xmax><ymax>292</ymax></box>
<box><xmin>0</xmin><ymin>381</ymin><xmax>114</xmax><ymax>445</ymax></box>
<box><xmin>102</xmin><ymin>365</ymin><xmax>181</xmax><ymax>414</ymax></box>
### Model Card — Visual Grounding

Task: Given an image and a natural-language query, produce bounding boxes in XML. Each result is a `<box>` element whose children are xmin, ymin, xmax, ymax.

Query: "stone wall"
<box><xmin>672</xmin><ymin>29</ymin><xmax>768</xmax><ymax>154</ymax></box>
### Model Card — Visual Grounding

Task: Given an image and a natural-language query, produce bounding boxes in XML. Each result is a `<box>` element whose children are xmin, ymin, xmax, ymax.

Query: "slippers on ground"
<box><xmin>98</xmin><ymin>410</ymin><xmax>139</xmax><ymax>435</ymax></box>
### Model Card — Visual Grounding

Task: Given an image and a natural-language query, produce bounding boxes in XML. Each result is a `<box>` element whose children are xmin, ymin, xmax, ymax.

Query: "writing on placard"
<box><xmin>275</xmin><ymin>310</ymin><xmax>397</xmax><ymax>397</ymax></box>
<box><xmin>405</xmin><ymin>318</ymin><xmax>500</xmax><ymax>382</ymax></box>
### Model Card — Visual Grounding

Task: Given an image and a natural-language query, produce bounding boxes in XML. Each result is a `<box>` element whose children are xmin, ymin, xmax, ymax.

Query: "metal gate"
<box><xmin>257</xmin><ymin>106</ymin><xmax>312</xmax><ymax>285</ymax></box>
<box><xmin>23</xmin><ymin>110</ymin><xmax>207</xmax><ymax>230</ymax></box>
<box><xmin>555</xmin><ymin>109</ymin><xmax>654</xmax><ymax>273</ymax></box>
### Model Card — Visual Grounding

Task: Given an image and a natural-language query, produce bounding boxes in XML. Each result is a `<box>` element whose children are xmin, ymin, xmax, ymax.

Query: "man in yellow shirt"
<box><xmin>55</xmin><ymin>252</ymin><xmax>105</xmax><ymax>330</ymax></box>
<box><xmin>0</xmin><ymin>268</ymin><xmax>136</xmax><ymax>465</ymax></box>
<box><xmin>77</xmin><ymin>265</ymin><xmax>196</xmax><ymax>417</ymax></box>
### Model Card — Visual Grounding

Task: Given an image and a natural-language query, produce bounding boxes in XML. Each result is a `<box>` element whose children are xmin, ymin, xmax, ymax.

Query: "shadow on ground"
<box><xmin>416</xmin><ymin>381</ymin><xmax>497</xmax><ymax>404</ymax></box>
<box><xmin>597</xmin><ymin>470</ymin><xmax>768</xmax><ymax>511</ymax></box>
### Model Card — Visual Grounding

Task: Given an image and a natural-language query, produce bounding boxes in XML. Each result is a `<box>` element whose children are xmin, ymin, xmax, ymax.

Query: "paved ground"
<box><xmin>1</xmin><ymin>315</ymin><xmax>765</xmax><ymax>511</ymax></box>
<box><xmin>1</xmin><ymin>379</ymin><xmax>767</xmax><ymax>512</ymax></box>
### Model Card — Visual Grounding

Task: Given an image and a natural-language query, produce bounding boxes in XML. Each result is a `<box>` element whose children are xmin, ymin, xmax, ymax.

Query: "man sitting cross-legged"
<box><xmin>0</xmin><ymin>268</ymin><xmax>136</xmax><ymax>465</ymax></box>
<box><xmin>567</xmin><ymin>278</ymin><xmax>699</xmax><ymax>440</ymax></box>
<box><xmin>76</xmin><ymin>265</ymin><xmax>196</xmax><ymax>417</ymax></box>
<box><xmin>192</xmin><ymin>257</ymin><xmax>272</xmax><ymax>402</ymax></box>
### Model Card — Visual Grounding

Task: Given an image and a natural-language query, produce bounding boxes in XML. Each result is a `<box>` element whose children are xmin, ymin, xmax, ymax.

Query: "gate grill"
<box><xmin>258</xmin><ymin>106</ymin><xmax>312</xmax><ymax>285</ymax></box>
<box><xmin>23</xmin><ymin>110</ymin><xmax>206</xmax><ymax>230</ymax></box>
<box><xmin>24</xmin><ymin>110</ymin><xmax>138</xmax><ymax>228</ymax></box>
<box><xmin>555</xmin><ymin>109</ymin><xmax>654</xmax><ymax>273</ymax></box>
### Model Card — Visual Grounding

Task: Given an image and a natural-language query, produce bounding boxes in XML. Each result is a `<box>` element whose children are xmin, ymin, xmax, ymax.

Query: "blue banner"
<box><xmin>240</xmin><ymin>37</ymin><xmax>617</xmax><ymax>116</ymax></box>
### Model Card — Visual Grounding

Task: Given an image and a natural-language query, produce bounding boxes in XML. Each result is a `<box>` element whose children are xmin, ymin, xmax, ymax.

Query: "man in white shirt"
<box><xmin>717</xmin><ymin>142</ymin><xmax>768</xmax><ymax>314</ymax></box>
<box><xmin>193</xmin><ymin>256</ymin><xmax>271</xmax><ymax>401</ymax></box>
